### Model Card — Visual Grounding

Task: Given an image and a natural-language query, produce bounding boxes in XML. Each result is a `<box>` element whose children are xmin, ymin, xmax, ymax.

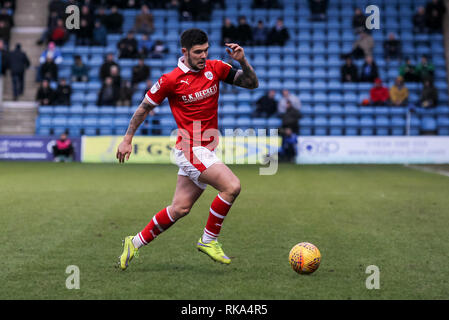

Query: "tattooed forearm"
<box><xmin>125</xmin><ymin>100</ymin><xmax>153</xmax><ymax>138</ymax></box>
<box><xmin>234</xmin><ymin>58</ymin><xmax>259</xmax><ymax>89</ymax></box>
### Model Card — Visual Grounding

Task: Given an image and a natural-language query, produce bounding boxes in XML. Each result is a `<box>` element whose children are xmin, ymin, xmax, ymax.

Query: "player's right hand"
<box><xmin>116</xmin><ymin>140</ymin><xmax>132</xmax><ymax>163</ymax></box>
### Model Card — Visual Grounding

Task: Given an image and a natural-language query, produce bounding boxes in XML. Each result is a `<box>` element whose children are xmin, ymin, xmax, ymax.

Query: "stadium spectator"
<box><xmin>133</xmin><ymin>4</ymin><xmax>154</xmax><ymax>34</ymax></box>
<box><xmin>0</xmin><ymin>39</ymin><xmax>8</xmax><ymax>75</ymax></box>
<box><xmin>278</xmin><ymin>89</ymin><xmax>301</xmax><ymax>114</ymax></box>
<box><xmin>150</xmin><ymin>39</ymin><xmax>169</xmax><ymax>59</ymax></box>
<box><xmin>221</xmin><ymin>17</ymin><xmax>237</xmax><ymax>45</ymax></box>
<box><xmin>92</xmin><ymin>21</ymin><xmax>107</xmax><ymax>46</ymax></box>
<box><xmin>179</xmin><ymin>0</ymin><xmax>196</xmax><ymax>21</ymax></box>
<box><xmin>416</xmin><ymin>55</ymin><xmax>435</xmax><ymax>82</ymax></box>
<box><xmin>341</xmin><ymin>56</ymin><xmax>359</xmax><ymax>83</ymax></box>
<box><xmin>166</xmin><ymin>0</ymin><xmax>180</xmax><ymax>10</ymax></box>
<box><xmin>252</xmin><ymin>20</ymin><xmax>268</xmax><ymax>46</ymax></box>
<box><xmin>40</xmin><ymin>56</ymin><xmax>58</xmax><ymax>82</ymax></box>
<box><xmin>109</xmin><ymin>65</ymin><xmax>122</xmax><ymax>90</ymax></box>
<box><xmin>36</xmin><ymin>79</ymin><xmax>55</xmax><ymax>106</ymax></box>
<box><xmin>419</xmin><ymin>79</ymin><xmax>438</xmax><ymax>108</ymax></box>
<box><xmin>94</xmin><ymin>6</ymin><xmax>108</xmax><ymax>27</ymax></box>
<box><xmin>131</xmin><ymin>58</ymin><xmax>150</xmax><ymax>86</ymax></box>
<box><xmin>413</xmin><ymin>6</ymin><xmax>428</xmax><ymax>33</ymax></box>
<box><xmin>137</xmin><ymin>34</ymin><xmax>155</xmax><ymax>58</ymax></box>
<box><xmin>235</xmin><ymin>16</ymin><xmax>252</xmax><ymax>46</ymax></box>
<box><xmin>36</xmin><ymin>10</ymin><xmax>58</xmax><ymax>45</ymax></box>
<box><xmin>99</xmin><ymin>53</ymin><xmax>119</xmax><ymax>81</ymax></box>
<box><xmin>359</xmin><ymin>55</ymin><xmax>379</xmax><ymax>83</ymax></box>
<box><xmin>0</xmin><ymin>19</ymin><xmax>11</xmax><ymax>48</ymax></box>
<box><xmin>54</xmin><ymin>78</ymin><xmax>72</xmax><ymax>106</ymax></box>
<box><xmin>383</xmin><ymin>33</ymin><xmax>402</xmax><ymax>61</ymax></box>
<box><xmin>104</xmin><ymin>5</ymin><xmax>123</xmax><ymax>34</ymax></box>
<box><xmin>71</xmin><ymin>55</ymin><xmax>89</xmax><ymax>82</ymax></box>
<box><xmin>352</xmin><ymin>7</ymin><xmax>366</xmax><ymax>34</ymax></box>
<box><xmin>9</xmin><ymin>43</ymin><xmax>30</xmax><ymax>101</ymax></box>
<box><xmin>279</xmin><ymin>127</ymin><xmax>297</xmax><ymax>163</ymax></box>
<box><xmin>52</xmin><ymin>133</ymin><xmax>75</xmax><ymax>162</ymax></box>
<box><xmin>39</xmin><ymin>41</ymin><xmax>62</xmax><ymax>65</ymax></box>
<box><xmin>268</xmin><ymin>18</ymin><xmax>290</xmax><ymax>46</ymax></box>
<box><xmin>308</xmin><ymin>0</ymin><xmax>329</xmax><ymax>22</ymax></box>
<box><xmin>97</xmin><ymin>77</ymin><xmax>120</xmax><ymax>106</ymax></box>
<box><xmin>196</xmin><ymin>0</ymin><xmax>213</xmax><ymax>21</ymax></box>
<box><xmin>118</xmin><ymin>80</ymin><xmax>134</xmax><ymax>107</ymax></box>
<box><xmin>389</xmin><ymin>76</ymin><xmax>409</xmax><ymax>106</ymax></box>
<box><xmin>75</xmin><ymin>18</ymin><xmax>93</xmax><ymax>46</ymax></box>
<box><xmin>80</xmin><ymin>4</ymin><xmax>94</xmax><ymax>30</ymax></box>
<box><xmin>48</xmin><ymin>0</ymin><xmax>66</xmax><ymax>18</ymax></box>
<box><xmin>425</xmin><ymin>0</ymin><xmax>446</xmax><ymax>33</ymax></box>
<box><xmin>252</xmin><ymin>0</ymin><xmax>282</xmax><ymax>9</ymax></box>
<box><xmin>118</xmin><ymin>31</ymin><xmax>139</xmax><ymax>59</ymax></box>
<box><xmin>399</xmin><ymin>57</ymin><xmax>419</xmax><ymax>82</ymax></box>
<box><xmin>350</xmin><ymin>31</ymin><xmax>374</xmax><ymax>59</ymax></box>
<box><xmin>369</xmin><ymin>78</ymin><xmax>389</xmax><ymax>106</ymax></box>
<box><xmin>281</xmin><ymin>100</ymin><xmax>300</xmax><ymax>134</ymax></box>
<box><xmin>0</xmin><ymin>7</ymin><xmax>14</xmax><ymax>30</ymax></box>
<box><xmin>253</xmin><ymin>90</ymin><xmax>277</xmax><ymax>118</ymax></box>
<box><xmin>49</xmin><ymin>18</ymin><xmax>69</xmax><ymax>46</ymax></box>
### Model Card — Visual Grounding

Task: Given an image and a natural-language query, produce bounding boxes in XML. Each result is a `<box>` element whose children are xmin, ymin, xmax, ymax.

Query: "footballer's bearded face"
<box><xmin>183</xmin><ymin>43</ymin><xmax>209</xmax><ymax>71</ymax></box>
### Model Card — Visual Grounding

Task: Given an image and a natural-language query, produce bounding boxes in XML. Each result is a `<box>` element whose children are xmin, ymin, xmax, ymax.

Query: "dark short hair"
<box><xmin>180</xmin><ymin>28</ymin><xmax>208</xmax><ymax>51</ymax></box>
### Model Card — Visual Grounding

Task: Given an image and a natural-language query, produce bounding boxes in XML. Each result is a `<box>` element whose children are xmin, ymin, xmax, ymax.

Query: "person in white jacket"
<box><xmin>277</xmin><ymin>89</ymin><xmax>301</xmax><ymax>114</ymax></box>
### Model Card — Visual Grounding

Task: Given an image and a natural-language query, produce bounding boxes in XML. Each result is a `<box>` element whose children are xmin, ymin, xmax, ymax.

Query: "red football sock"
<box><xmin>202</xmin><ymin>194</ymin><xmax>233</xmax><ymax>243</ymax></box>
<box><xmin>133</xmin><ymin>207</ymin><xmax>175</xmax><ymax>248</ymax></box>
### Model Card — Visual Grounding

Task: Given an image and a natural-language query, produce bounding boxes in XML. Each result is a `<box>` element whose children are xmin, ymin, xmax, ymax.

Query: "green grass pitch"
<box><xmin>1</xmin><ymin>162</ymin><xmax>448</xmax><ymax>299</ymax></box>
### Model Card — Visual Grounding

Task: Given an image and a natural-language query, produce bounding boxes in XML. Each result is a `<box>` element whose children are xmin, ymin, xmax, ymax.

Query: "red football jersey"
<box><xmin>145</xmin><ymin>57</ymin><xmax>234</xmax><ymax>151</ymax></box>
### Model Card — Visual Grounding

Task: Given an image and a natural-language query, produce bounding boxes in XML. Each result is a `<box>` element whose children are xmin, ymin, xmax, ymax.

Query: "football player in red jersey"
<box><xmin>116</xmin><ymin>29</ymin><xmax>258</xmax><ymax>269</ymax></box>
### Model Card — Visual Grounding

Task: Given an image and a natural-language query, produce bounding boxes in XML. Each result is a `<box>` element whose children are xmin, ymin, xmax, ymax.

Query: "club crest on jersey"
<box><xmin>150</xmin><ymin>80</ymin><xmax>161</xmax><ymax>94</ymax></box>
<box><xmin>204</xmin><ymin>71</ymin><xmax>213</xmax><ymax>80</ymax></box>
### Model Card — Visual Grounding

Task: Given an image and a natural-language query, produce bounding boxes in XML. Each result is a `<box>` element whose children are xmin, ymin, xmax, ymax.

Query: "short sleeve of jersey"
<box><xmin>214</xmin><ymin>60</ymin><xmax>237</xmax><ymax>84</ymax></box>
<box><xmin>145</xmin><ymin>74</ymin><xmax>171</xmax><ymax>106</ymax></box>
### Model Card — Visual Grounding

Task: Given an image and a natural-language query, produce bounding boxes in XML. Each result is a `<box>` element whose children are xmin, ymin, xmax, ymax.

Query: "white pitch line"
<box><xmin>404</xmin><ymin>164</ymin><xmax>449</xmax><ymax>178</ymax></box>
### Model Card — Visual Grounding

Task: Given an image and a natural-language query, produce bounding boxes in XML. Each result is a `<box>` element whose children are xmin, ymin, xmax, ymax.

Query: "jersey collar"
<box><xmin>178</xmin><ymin>57</ymin><xmax>202</xmax><ymax>73</ymax></box>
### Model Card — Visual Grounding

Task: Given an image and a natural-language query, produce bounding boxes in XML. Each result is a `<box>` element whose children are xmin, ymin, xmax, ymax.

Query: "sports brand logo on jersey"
<box><xmin>150</xmin><ymin>80</ymin><xmax>161</xmax><ymax>94</ymax></box>
<box><xmin>180</xmin><ymin>79</ymin><xmax>190</xmax><ymax>85</ymax></box>
<box><xmin>204</xmin><ymin>71</ymin><xmax>213</xmax><ymax>80</ymax></box>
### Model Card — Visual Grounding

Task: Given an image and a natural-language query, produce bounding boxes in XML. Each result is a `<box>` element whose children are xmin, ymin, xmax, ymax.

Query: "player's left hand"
<box><xmin>225</xmin><ymin>43</ymin><xmax>245</xmax><ymax>63</ymax></box>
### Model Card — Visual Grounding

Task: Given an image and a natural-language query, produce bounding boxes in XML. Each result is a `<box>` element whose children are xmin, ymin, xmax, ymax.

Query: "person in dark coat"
<box><xmin>341</xmin><ymin>56</ymin><xmax>359</xmax><ymax>82</ymax></box>
<box><xmin>253</xmin><ymin>90</ymin><xmax>278</xmax><ymax>118</ymax></box>
<box><xmin>36</xmin><ymin>79</ymin><xmax>55</xmax><ymax>106</ymax></box>
<box><xmin>0</xmin><ymin>39</ymin><xmax>9</xmax><ymax>75</ymax></box>
<box><xmin>268</xmin><ymin>18</ymin><xmax>290</xmax><ymax>46</ymax></box>
<box><xmin>9</xmin><ymin>43</ymin><xmax>30</xmax><ymax>100</ymax></box>
<box><xmin>99</xmin><ymin>53</ymin><xmax>119</xmax><ymax>81</ymax></box>
<box><xmin>54</xmin><ymin>78</ymin><xmax>72</xmax><ymax>105</ymax></box>
<box><xmin>131</xmin><ymin>58</ymin><xmax>150</xmax><ymax>86</ymax></box>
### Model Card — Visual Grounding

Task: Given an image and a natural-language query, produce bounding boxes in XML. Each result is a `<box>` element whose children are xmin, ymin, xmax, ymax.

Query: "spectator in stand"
<box><xmin>133</xmin><ymin>4</ymin><xmax>154</xmax><ymax>34</ymax></box>
<box><xmin>131</xmin><ymin>58</ymin><xmax>150</xmax><ymax>86</ymax></box>
<box><xmin>9</xmin><ymin>43</ymin><xmax>30</xmax><ymax>101</ymax></box>
<box><xmin>252</xmin><ymin>20</ymin><xmax>268</xmax><ymax>46</ymax></box>
<box><xmin>278</xmin><ymin>89</ymin><xmax>301</xmax><ymax>114</ymax></box>
<box><xmin>166</xmin><ymin>0</ymin><xmax>180</xmax><ymax>10</ymax></box>
<box><xmin>383</xmin><ymin>33</ymin><xmax>402</xmax><ymax>61</ymax></box>
<box><xmin>94</xmin><ymin>6</ymin><xmax>108</xmax><ymax>27</ymax></box>
<box><xmin>253</xmin><ymin>90</ymin><xmax>277</xmax><ymax>118</ymax></box>
<box><xmin>92</xmin><ymin>20</ymin><xmax>107</xmax><ymax>46</ymax></box>
<box><xmin>48</xmin><ymin>0</ymin><xmax>66</xmax><ymax>18</ymax></box>
<box><xmin>179</xmin><ymin>0</ymin><xmax>196</xmax><ymax>21</ymax></box>
<box><xmin>54</xmin><ymin>78</ymin><xmax>72</xmax><ymax>105</ymax></box>
<box><xmin>350</xmin><ymin>31</ymin><xmax>374</xmax><ymax>59</ymax></box>
<box><xmin>252</xmin><ymin>0</ymin><xmax>282</xmax><ymax>8</ymax></box>
<box><xmin>36</xmin><ymin>10</ymin><xmax>58</xmax><ymax>45</ymax></box>
<box><xmin>71</xmin><ymin>55</ymin><xmax>89</xmax><ymax>82</ymax></box>
<box><xmin>308</xmin><ymin>0</ymin><xmax>329</xmax><ymax>22</ymax></box>
<box><xmin>196</xmin><ymin>0</ymin><xmax>213</xmax><ymax>21</ymax></box>
<box><xmin>341</xmin><ymin>56</ymin><xmax>359</xmax><ymax>82</ymax></box>
<box><xmin>369</xmin><ymin>78</ymin><xmax>389</xmax><ymax>106</ymax></box>
<box><xmin>75</xmin><ymin>18</ymin><xmax>93</xmax><ymax>46</ymax></box>
<box><xmin>416</xmin><ymin>55</ymin><xmax>435</xmax><ymax>82</ymax></box>
<box><xmin>0</xmin><ymin>7</ymin><xmax>14</xmax><ymax>31</ymax></box>
<box><xmin>0</xmin><ymin>39</ymin><xmax>8</xmax><ymax>76</ymax></box>
<box><xmin>118</xmin><ymin>80</ymin><xmax>134</xmax><ymax>106</ymax></box>
<box><xmin>104</xmin><ymin>5</ymin><xmax>123</xmax><ymax>34</ymax></box>
<box><xmin>40</xmin><ymin>56</ymin><xmax>58</xmax><ymax>82</ymax></box>
<box><xmin>235</xmin><ymin>16</ymin><xmax>252</xmax><ymax>46</ymax></box>
<box><xmin>413</xmin><ymin>6</ymin><xmax>428</xmax><ymax>33</ymax></box>
<box><xmin>138</xmin><ymin>33</ymin><xmax>154</xmax><ymax>58</ymax></box>
<box><xmin>39</xmin><ymin>41</ymin><xmax>62</xmax><ymax>65</ymax></box>
<box><xmin>109</xmin><ymin>65</ymin><xmax>122</xmax><ymax>91</ymax></box>
<box><xmin>80</xmin><ymin>4</ymin><xmax>94</xmax><ymax>29</ymax></box>
<box><xmin>389</xmin><ymin>76</ymin><xmax>409</xmax><ymax>107</ymax></box>
<box><xmin>352</xmin><ymin>7</ymin><xmax>366</xmax><ymax>34</ymax></box>
<box><xmin>359</xmin><ymin>55</ymin><xmax>379</xmax><ymax>83</ymax></box>
<box><xmin>118</xmin><ymin>31</ymin><xmax>139</xmax><ymax>59</ymax></box>
<box><xmin>36</xmin><ymin>79</ymin><xmax>55</xmax><ymax>106</ymax></box>
<box><xmin>0</xmin><ymin>19</ymin><xmax>11</xmax><ymax>48</ymax></box>
<box><xmin>221</xmin><ymin>17</ymin><xmax>237</xmax><ymax>45</ymax></box>
<box><xmin>425</xmin><ymin>0</ymin><xmax>446</xmax><ymax>33</ymax></box>
<box><xmin>399</xmin><ymin>57</ymin><xmax>419</xmax><ymax>82</ymax></box>
<box><xmin>278</xmin><ymin>127</ymin><xmax>298</xmax><ymax>163</ymax></box>
<box><xmin>49</xmin><ymin>18</ymin><xmax>69</xmax><ymax>46</ymax></box>
<box><xmin>52</xmin><ymin>133</ymin><xmax>75</xmax><ymax>162</ymax></box>
<box><xmin>99</xmin><ymin>53</ymin><xmax>119</xmax><ymax>81</ymax></box>
<box><xmin>419</xmin><ymin>79</ymin><xmax>438</xmax><ymax>108</ymax></box>
<box><xmin>268</xmin><ymin>18</ymin><xmax>290</xmax><ymax>46</ymax></box>
<box><xmin>281</xmin><ymin>100</ymin><xmax>300</xmax><ymax>134</ymax></box>
<box><xmin>150</xmin><ymin>39</ymin><xmax>169</xmax><ymax>59</ymax></box>
<box><xmin>97</xmin><ymin>77</ymin><xmax>120</xmax><ymax>106</ymax></box>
